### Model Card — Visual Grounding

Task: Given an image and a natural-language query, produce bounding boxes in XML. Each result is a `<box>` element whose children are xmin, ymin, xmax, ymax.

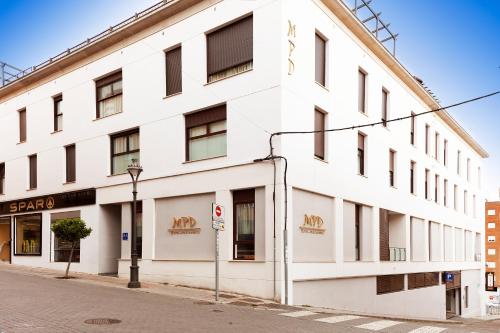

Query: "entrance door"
<box><xmin>446</xmin><ymin>288</ymin><xmax>461</xmax><ymax>318</ymax></box>
<box><xmin>0</xmin><ymin>218</ymin><xmax>11</xmax><ymax>263</ymax></box>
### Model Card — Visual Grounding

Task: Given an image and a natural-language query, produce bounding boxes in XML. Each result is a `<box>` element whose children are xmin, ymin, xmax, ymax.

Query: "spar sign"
<box><xmin>212</xmin><ymin>203</ymin><xmax>225</xmax><ymax>230</ymax></box>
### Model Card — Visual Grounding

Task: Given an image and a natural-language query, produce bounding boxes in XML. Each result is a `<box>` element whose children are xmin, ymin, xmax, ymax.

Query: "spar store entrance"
<box><xmin>0</xmin><ymin>217</ymin><xmax>11</xmax><ymax>263</ymax></box>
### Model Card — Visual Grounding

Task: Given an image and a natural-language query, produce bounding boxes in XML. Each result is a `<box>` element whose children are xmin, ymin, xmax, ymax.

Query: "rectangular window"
<box><xmin>165</xmin><ymin>46</ymin><xmax>182</xmax><ymax>96</ymax></box>
<box><xmin>454</xmin><ymin>185</ymin><xmax>458</xmax><ymax>210</ymax></box>
<box><xmin>425</xmin><ymin>124</ymin><xmax>430</xmax><ymax>155</ymax></box>
<box><xmin>19</xmin><ymin>108</ymin><xmax>26</xmax><ymax>143</ymax></box>
<box><xmin>410</xmin><ymin>161</ymin><xmax>416</xmax><ymax>194</ymax></box>
<box><xmin>233</xmin><ymin>189</ymin><xmax>255</xmax><ymax>260</ymax></box>
<box><xmin>457</xmin><ymin>150</ymin><xmax>461</xmax><ymax>175</ymax></box>
<box><xmin>389</xmin><ymin>149</ymin><xmax>395</xmax><ymax>187</ymax></box>
<box><xmin>314</xmin><ymin>109</ymin><xmax>326</xmax><ymax>160</ymax></box>
<box><xmin>381</xmin><ymin>88</ymin><xmax>389</xmax><ymax>127</ymax></box>
<box><xmin>358</xmin><ymin>69</ymin><xmax>367</xmax><ymax>114</ymax></box>
<box><xmin>488</xmin><ymin>209</ymin><xmax>497</xmax><ymax>216</ymax></box>
<box><xmin>410</xmin><ymin>112</ymin><xmax>416</xmax><ymax>145</ymax></box>
<box><xmin>408</xmin><ymin>272</ymin><xmax>440</xmax><ymax>289</ymax></box>
<box><xmin>488</xmin><ymin>236</ymin><xmax>496</xmax><ymax>243</ymax></box>
<box><xmin>435</xmin><ymin>174</ymin><xmax>439</xmax><ymax>203</ymax></box>
<box><xmin>53</xmin><ymin>94</ymin><xmax>63</xmax><ymax>132</ymax></box>
<box><xmin>425</xmin><ymin>169</ymin><xmax>430</xmax><ymax>200</ymax></box>
<box><xmin>443</xmin><ymin>139</ymin><xmax>448</xmax><ymax>166</ymax></box>
<box><xmin>473</xmin><ymin>195</ymin><xmax>476</xmax><ymax>218</ymax></box>
<box><xmin>464</xmin><ymin>190</ymin><xmax>468</xmax><ymax>214</ymax></box>
<box><xmin>65</xmin><ymin>144</ymin><xmax>76</xmax><ymax>183</ymax></box>
<box><xmin>29</xmin><ymin>154</ymin><xmax>37</xmax><ymax>190</ymax></box>
<box><xmin>358</xmin><ymin>133</ymin><xmax>366</xmax><ymax>176</ymax></box>
<box><xmin>434</xmin><ymin>132</ymin><xmax>439</xmax><ymax>161</ymax></box>
<box><xmin>52</xmin><ymin>212</ymin><xmax>81</xmax><ymax>263</ymax></box>
<box><xmin>488</xmin><ymin>248</ymin><xmax>496</xmax><ymax>255</ymax></box>
<box><xmin>111</xmin><ymin>130</ymin><xmax>139</xmax><ymax>175</ymax></box>
<box><xmin>376</xmin><ymin>274</ymin><xmax>404</xmax><ymax>294</ymax></box>
<box><xmin>355</xmin><ymin>204</ymin><xmax>361</xmax><ymax>261</ymax></box>
<box><xmin>467</xmin><ymin>158</ymin><xmax>471</xmax><ymax>181</ymax></box>
<box><xmin>488</xmin><ymin>262</ymin><xmax>497</xmax><ymax>269</ymax></box>
<box><xmin>486</xmin><ymin>272</ymin><xmax>496</xmax><ymax>291</ymax></box>
<box><xmin>96</xmin><ymin>71</ymin><xmax>122</xmax><ymax>118</ymax></box>
<box><xmin>488</xmin><ymin>223</ymin><xmax>496</xmax><ymax>229</ymax></box>
<box><xmin>444</xmin><ymin>179</ymin><xmax>448</xmax><ymax>207</ymax></box>
<box><xmin>185</xmin><ymin>105</ymin><xmax>227</xmax><ymax>161</ymax></box>
<box><xmin>315</xmin><ymin>33</ymin><xmax>326</xmax><ymax>86</ymax></box>
<box><xmin>0</xmin><ymin>162</ymin><xmax>4</xmax><ymax>195</ymax></box>
<box><xmin>15</xmin><ymin>214</ymin><xmax>42</xmax><ymax>255</ymax></box>
<box><xmin>207</xmin><ymin>15</ymin><xmax>253</xmax><ymax>83</ymax></box>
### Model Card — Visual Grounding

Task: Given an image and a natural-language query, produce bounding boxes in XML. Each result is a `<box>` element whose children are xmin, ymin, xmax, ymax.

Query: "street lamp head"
<box><xmin>127</xmin><ymin>159</ymin><xmax>143</xmax><ymax>182</ymax></box>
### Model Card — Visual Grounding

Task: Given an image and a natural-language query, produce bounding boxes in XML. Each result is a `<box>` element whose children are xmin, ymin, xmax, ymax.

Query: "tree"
<box><xmin>51</xmin><ymin>218</ymin><xmax>92</xmax><ymax>278</ymax></box>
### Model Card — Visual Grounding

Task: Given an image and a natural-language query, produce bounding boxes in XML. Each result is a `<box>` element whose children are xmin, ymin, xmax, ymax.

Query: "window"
<box><xmin>0</xmin><ymin>163</ymin><xmax>4</xmax><ymax>195</ymax></box>
<box><xmin>443</xmin><ymin>139</ymin><xmax>448</xmax><ymax>166</ymax></box>
<box><xmin>464</xmin><ymin>190</ymin><xmax>468</xmax><ymax>214</ymax></box>
<box><xmin>53</xmin><ymin>94</ymin><xmax>63</xmax><ymax>132</ymax></box>
<box><xmin>52</xmin><ymin>211</ymin><xmax>81</xmax><ymax>263</ymax></box>
<box><xmin>434</xmin><ymin>132</ymin><xmax>439</xmax><ymax>161</ymax></box>
<box><xmin>410</xmin><ymin>112</ymin><xmax>416</xmax><ymax>145</ymax></box>
<box><xmin>425</xmin><ymin>124</ymin><xmax>430</xmax><ymax>155</ymax></box>
<box><xmin>19</xmin><ymin>108</ymin><xmax>26</xmax><ymax>143</ymax></box>
<box><xmin>454</xmin><ymin>185</ymin><xmax>458</xmax><ymax>210</ymax></box>
<box><xmin>381</xmin><ymin>88</ymin><xmax>389</xmax><ymax>127</ymax></box>
<box><xmin>315</xmin><ymin>33</ymin><xmax>326</xmax><ymax>86</ymax></box>
<box><xmin>111</xmin><ymin>130</ymin><xmax>139</xmax><ymax>175</ymax></box>
<box><xmin>487</xmin><ymin>262</ymin><xmax>497</xmax><ymax>269</ymax></box>
<box><xmin>488</xmin><ymin>248</ymin><xmax>496</xmax><ymax>255</ymax></box>
<box><xmin>389</xmin><ymin>149</ymin><xmax>396</xmax><ymax>187</ymax></box>
<box><xmin>376</xmin><ymin>274</ymin><xmax>404</xmax><ymax>294</ymax></box>
<box><xmin>486</xmin><ymin>272</ymin><xmax>496</xmax><ymax>291</ymax></box>
<box><xmin>96</xmin><ymin>71</ymin><xmax>122</xmax><ymax>118</ymax></box>
<box><xmin>314</xmin><ymin>109</ymin><xmax>326</xmax><ymax>159</ymax></box>
<box><xmin>357</xmin><ymin>133</ymin><xmax>366</xmax><ymax>175</ymax></box>
<box><xmin>29</xmin><ymin>154</ymin><xmax>37</xmax><ymax>190</ymax></box>
<box><xmin>355</xmin><ymin>204</ymin><xmax>361</xmax><ymax>261</ymax></box>
<box><xmin>233</xmin><ymin>189</ymin><xmax>255</xmax><ymax>260</ymax></box>
<box><xmin>15</xmin><ymin>214</ymin><xmax>42</xmax><ymax>255</ymax></box>
<box><xmin>207</xmin><ymin>15</ymin><xmax>253</xmax><ymax>83</ymax></box>
<box><xmin>65</xmin><ymin>144</ymin><xmax>76</xmax><ymax>183</ymax></box>
<box><xmin>488</xmin><ymin>209</ymin><xmax>497</xmax><ymax>216</ymax></box>
<box><xmin>358</xmin><ymin>69</ymin><xmax>367</xmax><ymax>114</ymax></box>
<box><xmin>443</xmin><ymin>179</ymin><xmax>448</xmax><ymax>206</ymax></box>
<box><xmin>434</xmin><ymin>174</ymin><xmax>439</xmax><ymax>203</ymax></box>
<box><xmin>185</xmin><ymin>104</ymin><xmax>227</xmax><ymax>161</ymax></box>
<box><xmin>467</xmin><ymin>158</ymin><xmax>471</xmax><ymax>181</ymax></box>
<box><xmin>457</xmin><ymin>150</ymin><xmax>461</xmax><ymax>175</ymax></box>
<box><xmin>464</xmin><ymin>286</ymin><xmax>469</xmax><ymax>308</ymax></box>
<box><xmin>425</xmin><ymin>169</ymin><xmax>430</xmax><ymax>200</ymax></box>
<box><xmin>408</xmin><ymin>272</ymin><xmax>439</xmax><ymax>289</ymax></box>
<box><xmin>488</xmin><ymin>223</ymin><xmax>496</xmax><ymax>229</ymax></box>
<box><xmin>165</xmin><ymin>46</ymin><xmax>182</xmax><ymax>96</ymax></box>
<box><xmin>410</xmin><ymin>161</ymin><xmax>416</xmax><ymax>194</ymax></box>
<box><xmin>473</xmin><ymin>195</ymin><xmax>476</xmax><ymax>218</ymax></box>
<box><xmin>488</xmin><ymin>236</ymin><xmax>496</xmax><ymax>243</ymax></box>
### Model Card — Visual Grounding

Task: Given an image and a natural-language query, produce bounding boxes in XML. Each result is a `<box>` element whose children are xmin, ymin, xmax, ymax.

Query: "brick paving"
<box><xmin>1</xmin><ymin>264</ymin><xmax>499</xmax><ymax>333</ymax></box>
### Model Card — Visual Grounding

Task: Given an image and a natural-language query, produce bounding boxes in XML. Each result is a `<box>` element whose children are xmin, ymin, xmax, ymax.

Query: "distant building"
<box><xmin>0</xmin><ymin>0</ymin><xmax>488</xmax><ymax>320</ymax></box>
<box><xmin>485</xmin><ymin>202</ymin><xmax>500</xmax><ymax>292</ymax></box>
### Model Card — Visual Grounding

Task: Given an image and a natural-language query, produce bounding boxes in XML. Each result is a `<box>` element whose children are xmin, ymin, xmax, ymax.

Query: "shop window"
<box><xmin>51</xmin><ymin>211</ymin><xmax>80</xmax><ymax>262</ymax></box>
<box><xmin>185</xmin><ymin>104</ymin><xmax>227</xmax><ymax>161</ymax></box>
<box><xmin>206</xmin><ymin>15</ymin><xmax>253</xmax><ymax>83</ymax></box>
<box><xmin>111</xmin><ymin>130</ymin><xmax>140</xmax><ymax>175</ymax></box>
<box><xmin>15</xmin><ymin>214</ymin><xmax>42</xmax><ymax>255</ymax></box>
<box><xmin>96</xmin><ymin>71</ymin><xmax>122</xmax><ymax>118</ymax></box>
<box><xmin>233</xmin><ymin>189</ymin><xmax>255</xmax><ymax>260</ymax></box>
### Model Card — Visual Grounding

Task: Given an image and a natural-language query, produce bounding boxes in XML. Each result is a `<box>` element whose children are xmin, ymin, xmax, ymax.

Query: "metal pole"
<box><xmin>128</xmin><ymin>179</ymin><xmax>141</xmax><ymax>288</ymax></box>
<box><xmin>215</xmin><ymin>228</ymin><xmax>219</xmax><ymax>300</ymax></box>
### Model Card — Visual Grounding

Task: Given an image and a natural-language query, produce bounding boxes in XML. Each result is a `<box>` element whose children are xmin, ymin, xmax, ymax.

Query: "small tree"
<box><xmin>51</xmin><ymin>218</ymin><xmax>92</xmax><ymax>278</ymax></box>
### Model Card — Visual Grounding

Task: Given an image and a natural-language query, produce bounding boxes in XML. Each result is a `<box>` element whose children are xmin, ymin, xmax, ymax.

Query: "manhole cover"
<box><xmin>84</xmin><ymin>318</ymin><xmax>121</xmax><ymax>325</ymax></box>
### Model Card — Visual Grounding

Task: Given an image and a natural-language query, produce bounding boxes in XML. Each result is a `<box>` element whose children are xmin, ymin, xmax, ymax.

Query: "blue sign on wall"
<box><xmin>122</xmin><ymin>232</ymin><xmax>129</xmax><ymax>241</ymax></box>
<box><xmin>445</xmin><ymin>273</ymin><xmax>454</xmax><ymax>282</ymax></box>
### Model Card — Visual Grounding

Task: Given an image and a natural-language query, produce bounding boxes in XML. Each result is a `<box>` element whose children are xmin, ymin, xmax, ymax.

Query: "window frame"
<box><xmin>165</xmin><ymin>45</ymin><xmax>182</xmax><ymax>96</ymax></box>
<box><xmin>19</xmin><ymin>108</ymin><xmax>27</xmax><ymax>143</ymax></box>
<box><xmin>358</xmin><ymin>132</ymin><xmax>366</xmax><ymax>176</ymax></box>
<box><xmin>14</xmin><ymin>213</ymin><xmax>42</xmax><ymax>256</ymax></box>
<box><xmin>65</xmin><ymin>144</ymin><xmax>76</xmax><ymax>183</ymax></box>
<box><xmin>358</xmin><ymin>68</ymin><xmax>367</xmax><ymax>114</ymax></box>
<box><xmin>28</xmin><ymin>154</ymin><xmax>37</xmax><ymax>190</ymax></box>
<box><xmin>314</xmin><ymin>108</ymin><xmax>326</xmax><ymax>160</ymax></box>
<box><xmin>110</xmin><ymin>129</ymin><xmax>140</xmax><ymax>175</ymax></box>
<box><xmin>232</xmin><ymin>189</ymin><xmax>256</xmax><ymax>261</ymax></box>
<box><xmin>410</xmin><ymin>161</ymin><xmax>416</xmax><ymax>195</ymax></box>
<box><xmin>314</xmin><ymin>32</ymin><xmax>327</xmax><ymax>87</ymax></box>
<box><xmin>95</xmin><ymin>71</ymin><xmax>123</xmax><ymax>119</ymax></box>
<box><xmin>53</xmin><ymin>94</ymin><xmax>63</xmax><ymax>132</ymax></box>
<box><xmin>389</xmin><ymin>149</ymin><xmax>396</xmax><ymax>187</ymax></box>
<box><xmin>410</xmin><ymin>112</ymin><xmax>416</xmax><ymax>145</ymax></box>
<box><xmin>381</xmin><ymin>88</ymin><xmax>389</xmax><ymax>127</ymax></box>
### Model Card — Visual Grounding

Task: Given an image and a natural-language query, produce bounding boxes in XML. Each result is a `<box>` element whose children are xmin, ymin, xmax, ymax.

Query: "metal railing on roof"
<box><xmin>0</xmin><ymin>0</ymin><xmax>175</xmax><ymax>88</ymax></box>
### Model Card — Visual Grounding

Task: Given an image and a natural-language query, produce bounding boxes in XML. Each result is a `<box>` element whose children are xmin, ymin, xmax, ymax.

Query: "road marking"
<box><xmin>315</xmin><ymin>315</ymin><xmax>363</xmax><ymax>323</ymax></box>
<box><xmin>355</xmin><ymin>320</ymin><xmax>402</xmax><ymax>331</ymax></box>
<box><xmin>279</xmin><ymin>310</ymin><xmax>317</xmax><ymax>318</ymax></box>
<box><xmin>408</xmin><ymin>326</ymin><xmax>447</xmax><ymax>333</ymax></box>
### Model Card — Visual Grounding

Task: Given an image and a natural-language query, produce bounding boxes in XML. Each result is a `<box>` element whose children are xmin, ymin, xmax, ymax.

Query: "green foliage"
<box><xmin>51</xmin><ymin>218</ymin><xmax>92</xmax><ymax>243</ymax></box>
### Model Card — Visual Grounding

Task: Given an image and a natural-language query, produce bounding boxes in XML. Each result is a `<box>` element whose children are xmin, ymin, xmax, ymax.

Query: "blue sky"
<box><xmin>0</xmin><ymin>0</ymin><xmax>499</xmax><ymax>199</ymax></box>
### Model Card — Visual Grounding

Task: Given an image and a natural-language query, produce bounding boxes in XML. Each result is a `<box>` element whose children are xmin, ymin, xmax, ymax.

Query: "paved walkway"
<box><xmin>0</xmin><ymin>264</ymin><xmax>498</xmax><ymax>333</ymax></box>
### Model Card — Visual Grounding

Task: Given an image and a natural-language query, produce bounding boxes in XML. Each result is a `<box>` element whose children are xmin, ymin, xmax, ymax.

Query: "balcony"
<box><xmin>389</xmin><ymin>247</ymin><xmax>406</xmax><ymax>261</ymax></box>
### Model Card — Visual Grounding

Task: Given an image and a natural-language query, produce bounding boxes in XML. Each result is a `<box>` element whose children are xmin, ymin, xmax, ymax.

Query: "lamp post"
<box><xmin>127</xmin><ymin>159</ymin><xmax>142</xmax><ymax>288</ymax></box>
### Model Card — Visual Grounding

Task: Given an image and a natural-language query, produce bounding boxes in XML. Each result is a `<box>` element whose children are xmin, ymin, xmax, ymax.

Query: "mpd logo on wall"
<box><xmin>300</xmin><ymin>214</ymin><xmax>325</xmax><ymax>234</ymax></box>
<box><xmin>168</xmin><ymin>216</ymin><xmax>201</xmax><ymax>235</ymax></box>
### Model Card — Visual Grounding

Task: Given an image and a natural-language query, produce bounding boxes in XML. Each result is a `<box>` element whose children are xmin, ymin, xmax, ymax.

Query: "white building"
<box><xmin>0</xmin><ymin>0</ymin><xmax>488</xmax><ymax>320</ymax></box>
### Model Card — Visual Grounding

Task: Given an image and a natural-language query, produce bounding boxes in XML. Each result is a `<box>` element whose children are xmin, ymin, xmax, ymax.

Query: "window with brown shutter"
<box><xmin>358</xmin><ymin>132</ymin><xmax>366</xmax><ymax>175</ymax></box>
<box><xmin>19</xmin><ymin>109</ymin><xmax>26</xmax><ymax>143</ymax></box>
<box><xmin>233</xmin><ymin>189</ymin><xmax>255</xmax><ymax>260</ymax></box>
<box><xmin>206</xmin><ymin>15</ymin><xmax>253</xmax><ymax>83</ymax></box>
<box><xmin>389</xmin><ymin>150</ymin><xmax>395</xmax><ymax>187</ymax></box>
<box><xmin>376</xmin><ymin>274</ymin><xmax>404</xmax><ymax>294</ymax></box>
<box><xmin>410</xmin><ymin>112</ymin><xmax>416</xmax><ymax>145</ymax></box>
<box><xmin>53</xmin><ymin>94</ymin><xmax>63</xmax><ymax>132</ymax></box>
<box><xmin>315</xmin><ymin>33</ymin><xmax>326</xmax><ymax>86</ymax></box>
<box><xmin>0</xmin><ymin>162</ymin><xmax>4</xmax><ymax>195</ymax></box>
<box><xmin>314</xmin><ymin>109</ymin><xmax>325</xmax><ymax>159</ymax></box>
<box><xmin>408</xmin><ymin>272</ymin><xmax>439</xmax><ymax>289</ymax></box>
<box><xmin>381</xmin><ymin>88</ymin><xmax>389</xmax><ymax>127</ymax></box>
<box><xmin>165</xmin><ymin>46</ymin><xmax>182</xmax><ymax>96</ymax></box>
<box><xmin>29</xmin><ymin>154</ymin><xmax>37</xmax><ymax>190</ymax></box>
<box><xmin>96</xmin><ymin>71</ymin><xmax>122</xmax><ymax>118</ymax></box>
<box><xmin>65</xmin><ymin>144</ymin><xmax>76</xmax><ymax>183</ymax></box>
<box><xmin>358</xmin><ymin>69</ymin><xmax>367</xmax><ymax>114</ymax></box>
<box><xmin>410</xmin><ymin>161</ymin><xmax>416</xmax><ymax>194</ymax></box>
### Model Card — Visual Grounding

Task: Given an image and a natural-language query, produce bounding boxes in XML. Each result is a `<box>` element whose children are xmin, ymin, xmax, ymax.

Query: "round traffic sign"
<box><xmin>215</xmin><ymin>206</ymin><xmax>222</xmax><ymax>217</ymax></box>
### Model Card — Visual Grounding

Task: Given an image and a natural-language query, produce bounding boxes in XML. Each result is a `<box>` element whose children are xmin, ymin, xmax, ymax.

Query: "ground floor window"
<box><xmin>54</xmin><ymin>238</ymin><xmax>80</xmax><ymax>263</ymax></box>
<box><xmin>486</xmin><ymin>272</ymin><xmax>496</xmax><ymax>291</ymax></box>
<box><xmin>233</xmin><ymin>189</ymin><xmax>255</xmax><ymax>260</ymax></box>
<box><xmin>15</xmin><ymin>214</ymin><xmax>42</xmax><ymax>255</ymax></box>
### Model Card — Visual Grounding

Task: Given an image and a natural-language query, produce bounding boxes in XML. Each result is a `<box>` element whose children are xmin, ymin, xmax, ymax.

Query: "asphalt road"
<box><xmin>0</xmin><ymin>268</ymin><xmax>499</xmax><ymax>333</ymax></box>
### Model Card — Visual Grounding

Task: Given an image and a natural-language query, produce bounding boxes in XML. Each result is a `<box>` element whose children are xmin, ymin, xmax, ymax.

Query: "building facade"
<box><xmin>485</xmin><ymin>202</ymin><xmax>500</xmax><ymax>293</ymax></box>
<box><xmin>0</xmin><ymin>0</ymin><xmax>488</xmax><ymax>320</ymax></box>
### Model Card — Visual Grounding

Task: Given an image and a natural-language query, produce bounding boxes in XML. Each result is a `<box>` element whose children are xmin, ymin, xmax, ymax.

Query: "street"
<box><xmin>0</xmin><ymin>266</ymin><xmax>499</xmax><ymax>333</ymax></box>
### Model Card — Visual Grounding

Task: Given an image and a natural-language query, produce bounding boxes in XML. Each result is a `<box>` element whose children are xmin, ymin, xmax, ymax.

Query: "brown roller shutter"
<box><xmin>379</xmin><ymin>209</ymin><xmax>390</xmax><ymax>261</ymax></box>
<box><xmin>19</xmin><ymin>109</ymin><xmax>26</xmax><ymax>142</ymax></box>
<box><xmin>185</xmin><ymin>104</ymin><xmax>226</xmax><ymax>128</ymax></box>
<box><xmin>377</xmin><ymin>274</ymin><xmax>404</xmax><ymax>294</ymax></box>
<box><xmin>166</xmin><ymin>46</ymin><xmax>182</xmax><ymax>96</ymax></box>
<box><xmin>233</xmin><ymin>188</ymin><xmax>255</xmax><ymax>204</ymax></box>
<box><xmin>315</xmin><ymin>33</ymin><xmax>326</xmax><ymax>86</ymax></box>
<box><xmin>314</xmin><ymin>109</ymin><xmax>325</xmax><ymax>159</ymax></box>
<box><xmin>358</xmin><ymin>133</ymin><xmax>365</xmax><ymax>149</ymax></box>
<box><xmin>358</xmin><ymin>70</ymin><xmax>366</xmax><ymax>113</ymax></box>
<box><xmin>66</xmin><ymin>145</ymin><xmax>76</xmax><ymax>183</ymax></box>
<box><xmin>96</xmin><ymin>71</ymin><xmax>122</xmax><ymax>88</ymax></box>
<box><xmin>425</xmin><ymin>272</ymin><xmax>439</xmax><ymax>286</ymax></box>
<box><xmin>207</xmin><ymin>15</ymin><xmax>253</xmax><ymax>76</ymax></box>
<box><xmin>29</xmin><ymin>154</ymin><xmax>37</xmax><ymax>189</ymax></box>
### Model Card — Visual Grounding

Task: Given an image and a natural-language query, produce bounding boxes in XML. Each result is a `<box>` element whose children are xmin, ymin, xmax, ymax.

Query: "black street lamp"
<box><xmin>127</xmin><ymin>158</ymin><xmax>142</xmax><ymax>288</ymax></box>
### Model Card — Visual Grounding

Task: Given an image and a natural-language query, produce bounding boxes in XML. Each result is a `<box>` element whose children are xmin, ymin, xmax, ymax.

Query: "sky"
<box><xmin>0</xmin><ymin>0</ymin><xmax>499</xmax><ymax>199</ymax></box>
